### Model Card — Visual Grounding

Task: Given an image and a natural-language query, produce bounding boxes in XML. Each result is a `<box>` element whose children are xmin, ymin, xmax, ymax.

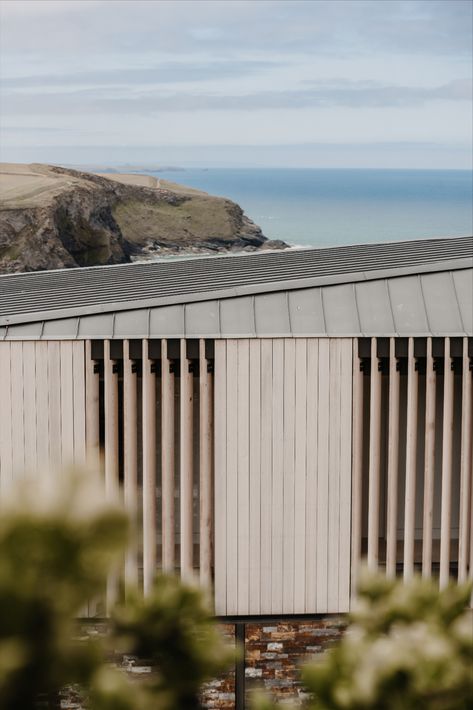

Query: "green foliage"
<box><xmin>113</xmin><ymin>576</ymin><xmax>235</xmax><ymax>710</ymax></box>
<box><xmin>0</xmin><ymin>470</ymin><xmax>233</xmax><ymax>710</ymax></box>
<box><xmin>0</xmin><ymin>472</ymin><xmax>128</xmax><ymax>710</ymax></box>
<box><xmin>302</xmin><ymin>571</ymin><xmax>473</xmax><ymax>710</ymax></box>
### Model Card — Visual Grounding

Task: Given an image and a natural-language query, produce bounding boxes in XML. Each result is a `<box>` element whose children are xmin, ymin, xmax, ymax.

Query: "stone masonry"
<box><xmin>60</xmin><ymin>617</ymin><xmax>346</xmax><ymax>709</ymax></box>
<box><xmin>201</xmin><ymin>617</ymin><xmax>346</xmax><ymax>708</ymax></box>
<box><xmin>243</xmin><ymin>618</ymin><xmax>346</xmax><ymax>706</ymax></box>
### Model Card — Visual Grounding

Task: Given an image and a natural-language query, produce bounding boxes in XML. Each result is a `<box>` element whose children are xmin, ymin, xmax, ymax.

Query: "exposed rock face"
<box><xmin>0</xmin><ymin>163</ymin><xmax>287</xmax><ymax>274</ymax></box>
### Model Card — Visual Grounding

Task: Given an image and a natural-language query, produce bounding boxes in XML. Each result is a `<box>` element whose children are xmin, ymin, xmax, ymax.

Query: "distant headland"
<box><xmin>0</xmin><ymin>163</ymin><xmax>287</xmax><ymax>274</ymax></box>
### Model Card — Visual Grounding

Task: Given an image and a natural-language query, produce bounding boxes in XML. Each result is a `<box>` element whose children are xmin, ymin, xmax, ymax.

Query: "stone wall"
<box><xmin>201</xmin><ymin>623</ymin><xmax>236</xmax><ymax>709</ymax></box>
<box><xmin>201</xmin><ymin>617</ymin><xmax>347</xmax><ymax>708</ymax></box>
<box><xmin>61</xmin><ymin>617</ymin><xmax>346</xmax><ymax>709</ymax></box>
<box><xmin>243</xmin><ymin>618</ymin><xmax>346</xmax><ymax>706</ymax></box>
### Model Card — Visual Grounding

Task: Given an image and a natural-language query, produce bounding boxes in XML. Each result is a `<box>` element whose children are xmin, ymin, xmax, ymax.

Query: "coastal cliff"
<box><xmin>0</xmin><ymin>164</ymin><xmax>286</xmax><ymax>274</ymax></box>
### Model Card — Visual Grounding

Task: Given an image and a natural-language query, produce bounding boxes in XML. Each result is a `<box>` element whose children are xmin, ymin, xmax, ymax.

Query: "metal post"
<box><xmin>235</xmin><ymin>622</ymin><xmax>246</xmax><ymax>710</ymax></box>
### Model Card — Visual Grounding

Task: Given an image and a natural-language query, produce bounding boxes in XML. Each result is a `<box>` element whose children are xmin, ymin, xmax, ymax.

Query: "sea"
<box><xmin>151</xmin><ymin>168</ymin><xmax>472</xmax><ymax>248</ymax></box>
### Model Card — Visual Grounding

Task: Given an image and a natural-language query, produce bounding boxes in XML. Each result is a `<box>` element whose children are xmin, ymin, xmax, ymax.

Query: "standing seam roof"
<box><xmin>0</xmin><ymin>236</ymin><xmax>471</xmax><ymax>325</ymax></box>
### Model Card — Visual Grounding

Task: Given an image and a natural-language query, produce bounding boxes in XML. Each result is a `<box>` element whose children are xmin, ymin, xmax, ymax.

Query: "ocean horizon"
<box><xmin>151</xmin><ymin>168</ymin><xmax>473</xmax><ymax>248</ymax></box>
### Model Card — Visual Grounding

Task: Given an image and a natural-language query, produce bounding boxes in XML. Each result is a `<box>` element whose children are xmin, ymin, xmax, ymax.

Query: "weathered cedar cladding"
<box><xmin>0</xmin><ymin>334</ymin><xmax>470</xmax><ymax>616</ymax></box>
<box><xmin>90</xmin><ymin>338</ymin><xmax>214</xmax><ymax>596</ymax></box>
<box><xmin>352</xmin><ymin>336</ymin><xmax>473</xmax><ymax>590</ymax></box>
<box><xmin>0</xmin><ymin>341</ymin><xmax>86</xmax><ymax>485</ymax></box>
<box><xmin>0</xmin><ymin>236</ymin><xmax>472</xmax><ymax>614</ymax></box>
<box><xmin>214</xmin><ymin>338</ymin><xmax>353</xmax><ymax>616</ymax></box>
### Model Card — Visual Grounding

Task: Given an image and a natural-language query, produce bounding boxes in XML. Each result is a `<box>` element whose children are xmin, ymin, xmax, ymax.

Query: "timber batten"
<box><xmin>352</xmin><ymin>336</ymin><xmax>473</xmax><ymax>589</ymax></box>
<box><xmin>89</xmin><ymin>339</ymin><xmax>215</xmax><ymax>598</ymax></box>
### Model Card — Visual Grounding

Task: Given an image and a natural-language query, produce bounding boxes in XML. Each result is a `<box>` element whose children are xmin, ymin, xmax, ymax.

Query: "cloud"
<box><xmin>2</xmin><ymin>79</ymin><xmax>470</xmax><ymax>115</ymax></box>
<box><xmin>0</xmin><ymin>60</ymin><xmax>279</xmax><ymax>89</ymax></box>
<box><xmin>0</xmin><ymin>125</ymin><xmax>77</xmax><ymax>133</ymax></box>
<box><xmin>0</xmin><ymin>0</ymin><xmax>471</xmax><ymax>57</ymax></box>
<box><xmin>0</xmin><ymin>0</ymin><xmax>471</xmax><ymax>168</ymax></box>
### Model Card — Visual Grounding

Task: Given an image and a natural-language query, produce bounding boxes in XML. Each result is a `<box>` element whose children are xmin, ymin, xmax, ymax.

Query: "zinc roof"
<box><xmin>0</xmin><ymin>235</ymin><xmax>472</xmax><ymax>337</ymax></box>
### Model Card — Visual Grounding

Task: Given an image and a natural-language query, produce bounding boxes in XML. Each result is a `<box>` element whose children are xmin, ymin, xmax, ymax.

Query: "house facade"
<box><xmin>0</xmin><ymin>235</ymin><xmax>472</xmax><ymax>703</ymax></box>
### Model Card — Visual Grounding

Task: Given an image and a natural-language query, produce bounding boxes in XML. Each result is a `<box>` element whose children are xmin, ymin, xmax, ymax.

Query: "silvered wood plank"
<box><xmin>0</xmin><ymin>343</ymin><xmax>13</xmax><ymax>490</ymax></box>
<box><xmin>103</xmin><ymin>339</ymin><xmax>119</xmax><ymax>612</ymax></box>
<box><xmin>404</xmin><ymin>337</ymin><xmax>418</xmax><ymax>580</ymax></box>
<box><xmin>34</xmin><ymin>342</ymin><xmax>50</xmax><ymax>473</ymax></box>
<box><xmin>161</xmin><ymin>339</ymin><xmax>175</xmax><ymax>572</ymax></box>
<box><xmin>180</xmin><ymin>339</ymin><xmax>194</xmax><ymax>582</ymax></box>
<box><xmin>213</xmin><ymin>341</ymin><xmax>227</xmax><ymax>614</ymax></box>
<box><xmin>305</xmin><ymin>339</ymin><xmax>319</xmax><ymax>611</ymax></box>
<box><xmin>294</xmin><ymin>338</ymin><xmax>308</xmax><ymax>613</ymax></box>
<box><xmin>47</xmin><ymin>342</ymin><xmax>62</xmax><ymax>467</ymax></box>
<box><xmin>439</xmin><ymin>338</ymin><xmax>454</xmax><ymax>589</ymax></box>
<box><xmin>260</xmin><ymin>339</ymin><xmax>273</xmax><ymax>613</ymax></box>
<box><xmin>103</xmin><ymin>340</ymin><xmax>119</xmax><ymax>499</ymax></box>
<box><xmin>199</xmin><ymin>339</ymin><xmax>213</xmax><ymax>588</ymax></box>
<box><xmin>60</xmin><ymin>342</ymin><xmax>75</xmax><ymax>466</ymax></box>
<box><xmin>458</xmin><ymin>337</ymin><xmax>472</xmax><ymax>583</ymax></box>
<box><xmin>72</xmin><ymin>341</ymin><xmax>86</xmax><ymax>466</ymax></box>
<box><xmin>248</xmin><ymin>339</ymin><xmax>261</xmax><ymax>614</ymax></box>
<box><xmin>386</xmin><ymin>337</ymin><xmax>400</xmax><ymax>578</ymax></box>
<box><xmin>282</xmin><ymin>338</ymin><xmax>296</xmax><ymax>614</ymax></box>
<box><xmin>85</xmin><ymin>340</ymin><xmax>100</xmax><ymax>468</ymax></box>
<box><xmin>327</xmin><ymin>339</ymin><xmax>341</xmax><ymax>611</ymax></box>
<box><xmin>10</xmin><ymin>342</ymin><xmax>25</xmax><ymax>477</ymax></box>
<box><xmin>236</xmin><ymin>339</ymin><xmax>250</xmax><ymax>611</ymax></box>
<box><xmin>225</xmin><ymin>340</ymin><xmax>238</xmax><ymax>614</ymax></box>
<box><xmin>338</xmin><ymin>338</ymin><xmax>353</xmax><ymax>611</ymax></box>
<box><xmin>350</xmin><ymin>339</ymin><xmax>363</xmax><ymax>596</ymax></box>
<box><xmin>22</xmin><ymin>341</ymin><xmax>37</xmax><ymax>473</ymax></box>
<box><xmin>123</xmin><ymin>339</ymin><xmax>139</xmax><ymax>590</ymax></box>
<box><xmin>422</xmin><ymin>337</ymin><xmax>436</xmax><ymax>578</ymax></box>
<box><xmin>271</xmin><ymin>339</ymin><xmax>284</xmax><ymax>613</ymax></box>
<box><xmin>367</xmin><ymin>338</ymin><xmax>381</xmax><ymax>570</ymax></box>
<box><xmin>316</xmin><ymin>339</ymin><xmax>330</xmax><ymax>611</ymax></box>
<box><xmin>142</xmin><ymin>339</ymin><xmax>157</xmax><ymax>594</ymax></box>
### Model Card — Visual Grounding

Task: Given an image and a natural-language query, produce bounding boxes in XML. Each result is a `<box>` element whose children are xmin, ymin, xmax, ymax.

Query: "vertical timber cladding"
<box><xmin>214</xmin><ymin>338</ymin><xmax>353</xmax><ymax>616</ymax></box>
<box><xmin>86</xmin><ymin>338</ymin><xmax>215</xmax><ymax>592</ymax></box>
<box><xmin>351</xmin><ymin>337</ymin><xmax>473</xmax><ymax>589</ymax></box>
<box><xmin>0</xmin><ymin>341</ymin><xmax>86</xmax><ymax>489</ymax></box>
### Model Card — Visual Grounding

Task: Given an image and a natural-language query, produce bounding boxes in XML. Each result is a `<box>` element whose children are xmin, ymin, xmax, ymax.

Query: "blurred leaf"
<box><xmin>112</xmin><ymin>575</ymin><xmax>235</xmax><ymax>710</ymax></box>
<box><xmin>302</xmin><ymin>570</ymin><xmax>473</xmax><ymax>710</ymax></box>
<box><xmin>0</xmin><ymin>470</ymin><xmax>128</xmax><ymax>709</ymax></box>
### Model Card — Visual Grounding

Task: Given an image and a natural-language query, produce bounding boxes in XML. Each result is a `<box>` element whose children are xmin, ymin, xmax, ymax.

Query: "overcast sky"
<box><xmin>0</xmin><ymin>0</ymin><xmax>471</xmax><ymax>168</ymax></box>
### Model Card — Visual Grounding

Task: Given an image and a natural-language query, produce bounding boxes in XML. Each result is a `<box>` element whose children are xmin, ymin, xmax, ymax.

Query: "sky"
<box><xmin>0</xmin><ymin>0</ymin><xmax>472</xmax><ymax>168</ymax></box>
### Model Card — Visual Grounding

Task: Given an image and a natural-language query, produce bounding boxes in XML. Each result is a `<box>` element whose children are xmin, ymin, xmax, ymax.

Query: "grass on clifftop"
<box><xmin>113</xmin><ymin>194</ymin><xmax>239</xmax><ymax>245</ymax></box>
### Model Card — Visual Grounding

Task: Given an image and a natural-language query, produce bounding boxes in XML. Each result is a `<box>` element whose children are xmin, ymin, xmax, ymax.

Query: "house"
<box><xmin>0</xmin><ymin>234</ymin><xmax>472</xmax><ymax>619</ymax></box>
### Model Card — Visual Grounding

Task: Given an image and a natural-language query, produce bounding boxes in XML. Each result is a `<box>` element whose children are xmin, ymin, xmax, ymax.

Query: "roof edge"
<box><xmin>1</xmin><ymin>233</ymin><xmax>471</xmax><ymax>281</ymax></box>
<box><xmin>1</xmin><ymin>257</ymin><xmax>471</xmax><ymax>327</ymax></box>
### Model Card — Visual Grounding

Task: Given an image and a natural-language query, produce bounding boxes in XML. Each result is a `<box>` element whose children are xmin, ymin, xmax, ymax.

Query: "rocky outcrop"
<box><xmin>0</xmin><ymin>164</ymin><xmax>287</xmax><ymax>274</ymax></box>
